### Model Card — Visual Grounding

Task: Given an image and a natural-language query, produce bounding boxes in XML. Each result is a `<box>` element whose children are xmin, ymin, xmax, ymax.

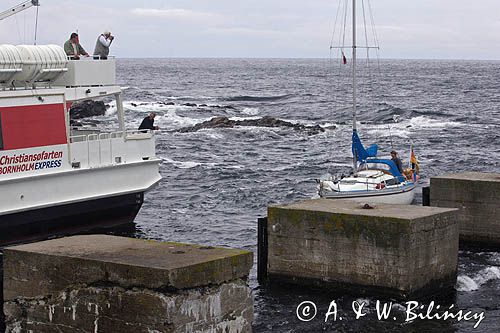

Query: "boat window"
<box><xmin>385</xmin><ymin>178</ymin><xmax>400</xmax><ymax>186</ymax></box>
<box><xmin>0</xmin><ymin>114</ymin><xmax>3</xmax><ymax>150</ymax></box>
<box><xmin>360</xmin><ymin>163</ymin><xmax>391</xmax><ymax>172</ymax></box>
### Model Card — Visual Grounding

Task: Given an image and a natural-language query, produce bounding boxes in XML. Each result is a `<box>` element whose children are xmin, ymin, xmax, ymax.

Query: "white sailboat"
<box><xmin>318</xmin><ymin>0</ymin><xmax>420</xmax><ymax>205</ymax></box>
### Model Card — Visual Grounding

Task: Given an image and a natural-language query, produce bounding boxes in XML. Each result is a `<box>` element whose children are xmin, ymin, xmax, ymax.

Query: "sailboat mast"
<box><xmin>351</xmin><ymin>0</ymin><xmax>358</xmax><ymax>173</ymax></box>
<box><xmin>352</xmin><ymin>0</ymin><xmax>357</xmax><ymax>132</ymax></box>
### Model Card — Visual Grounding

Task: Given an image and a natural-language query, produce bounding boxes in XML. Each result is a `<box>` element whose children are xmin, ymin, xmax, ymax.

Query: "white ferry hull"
<box><xmin>0</xmin><ymin>160</ymin><xmax>160</xmax><ymax>245</ymax></box>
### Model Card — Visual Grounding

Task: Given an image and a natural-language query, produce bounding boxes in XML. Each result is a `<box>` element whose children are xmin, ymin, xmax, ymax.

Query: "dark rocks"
<box><xmin>131</xmin><ymin>102</ymin><xmax>150</xmax><ymax>107</ymax></box>
<box><xmin>182</xmin><ymin>103</ymin><xmax>198</xmax><ymax>107</ymax></box>
<box><xmin>177</xmin><ymin>116</ymin><xmax>328</xmax><ymax>135</ymax></box>
<box><xmin>156</xmin><ymin>101</ymin><xmax>176</xmax><ymax>106</ymax></box>
<box><xmin>70</xmin><ymin>100</ymin><xmax>106</xmax><ymax>119</ymax></box>
<box><xmin>211</xmin><ymin>105</ymin><xmax>235</xmax><ymax>110</ymax></box>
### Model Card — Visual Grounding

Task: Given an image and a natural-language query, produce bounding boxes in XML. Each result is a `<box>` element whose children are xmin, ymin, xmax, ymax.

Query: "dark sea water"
<box><xmin>113</xmin><ymin>58</ymin><xmax>499</xmax><ymax>333</ymax></box>
<box><xmin>2</xmin><ymin>58</ymin><xmax>499</xmax><ymax>332</ymax></box>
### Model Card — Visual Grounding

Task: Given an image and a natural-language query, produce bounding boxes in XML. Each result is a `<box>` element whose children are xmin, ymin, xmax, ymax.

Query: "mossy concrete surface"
<box><xmin>267</xmin><ymin>199</ymin><xmax>459</xmax><ymax>299</ymax></box>
<box><xmin>430</xmin><ymin>172</ymin><xmax>500</xmax><ymax>246</ymax></box>
<box><xmin>3</xmin><ymin>235</ymin><xmax>253</xmax><ymax>333</ymax></box>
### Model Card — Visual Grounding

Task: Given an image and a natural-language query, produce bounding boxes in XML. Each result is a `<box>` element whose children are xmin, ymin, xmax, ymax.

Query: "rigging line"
<box><xmin>24</xmin><ymin>10</ymin><xmax>26</xmax><ymax>44</ymax></box>
<box><xmin>367</xmin><ymin>0</ymin><xmax>380</xmax><ymax>46</ymax></box>
<box><xmin>367</xmin><ymin>0</ymin><xmax>381</xmax><ymax>74</ymax></box>
<box><xmin>330</xmin><ymin>0</ymin><xmax>343</xmax><ymax>49</ymax></box>
<box><xmin>339</xmin><ymin>0</ymin><xmax>348</xmax><ymax>97</ymax></box>
<box><xmin>361</xmin><ymin>0</ymin><xmax>370</xmax><ymax>65</ymax></box>
<box><xmin>330</xmin><ymin>0</ymin><xmax>343</xmax><ymax>117</ymax></box>
<box><xmin>14</xmin><ymin>14</ymin><xmax>23</xmax><ymax>44</ymax></box>
<box><xmin>341</xmin><ymin>0</ymin><xmax>348</xmax><ymax>56</ymax></box>
<box><xmin>34</xmin><ymin>4</ymin><xmax>40</xmax><ymax>45</ymax></box>
<box><xmin>329</xmin><ymin>0</ymin><xmax>345</xmax><ymax>169</ymax></box>
<box><xmin>334</xmin><ymin>0</ymin><xmax>347</xmax><ymax>110</ymax></box>
<box><xmin>361</xmin><ymin>0</ymin><xmax>369</xmax><ymax>114</ymax></box>
<box><xmin>328</xmin><ymin>0</ymin><xmax>348</xmax><ymax>174</ymax></box>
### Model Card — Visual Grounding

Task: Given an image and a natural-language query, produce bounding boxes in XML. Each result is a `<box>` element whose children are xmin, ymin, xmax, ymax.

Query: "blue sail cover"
<box><xmin>352</xmin><ymin>130</ymin><xmax>378</xmax><ymax>162</ymax></box>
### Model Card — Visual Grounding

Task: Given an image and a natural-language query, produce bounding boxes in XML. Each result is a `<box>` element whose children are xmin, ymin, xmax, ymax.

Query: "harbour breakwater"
<box><xmin>1</xmin><ymin>173</ymin><xmax>499</xmax><ymax>332</ymax></box>
<box><xmin>3</xmin><ymin>236</ymin><xmax>253</xmax><ymax>332</ymax></box>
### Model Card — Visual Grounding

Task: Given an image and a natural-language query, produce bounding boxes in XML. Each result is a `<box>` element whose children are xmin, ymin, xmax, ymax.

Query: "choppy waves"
<box><xmin>111</xmin><ymin>58</ymin><xmax>500</xmax><ymax>333</ymax></box>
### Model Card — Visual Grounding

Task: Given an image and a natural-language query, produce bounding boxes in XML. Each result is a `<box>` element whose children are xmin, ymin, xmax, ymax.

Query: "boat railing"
<box><xmin>65</xmin><ymin>55</ymin><xmax>116</xmax><ymax>61</ymax></box>
<box><xmin>341</xmin><ymin>177</ymin><xmax>406</xmax><ymax>191</ymax></box>
<box><xmin>69</xmin><ymin>129</ymin><xmax>156</xmax><ymax>168</ymax></box>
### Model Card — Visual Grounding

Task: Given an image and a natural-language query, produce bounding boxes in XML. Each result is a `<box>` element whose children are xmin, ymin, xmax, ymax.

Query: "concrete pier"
<box><xmin>3</xmin><ymin>235</ymin><xmax>253</xmax><ymax>333</ymax></box>
<box><xmin>267</xmin><ymin>199</ymin><xmax>459</xmax><ymax>299</ymax></box>
<box><xmin>430</xmin><ymin>172</ymin><xmax>500</xmax><ymax>247</ymax></box>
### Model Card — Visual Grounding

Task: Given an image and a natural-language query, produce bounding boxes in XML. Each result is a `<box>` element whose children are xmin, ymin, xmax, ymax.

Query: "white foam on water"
<box><xmin>407</xmin><ymin>115</ymin><xmax>463</xmax><ymax>129</ymax></box>
<box><xmin>456</xmin><ymin>275</ymin><xmax>480</xmax><ymax>291</ymax></box>
<box><xmin>225</xmin><ymin>164</ymin><xmax>245</xmax><ymax>170</ymax></box>
<box><xmin>366</xmin><ymin>127</ymin><xmax>410</xmax><ymax>138</ymax></box>
<box><xmin>198</xmin><ymin>131</ymin><xmax>226</xmax><ymax>140</ymax></box>
<box><xmin>105</xmin><ymin>100</ymin><xmax>117</xmax><ymax>116</ymax></box>
<box><xmin>475</xmin><ymin>266</ymin><xmax>500</xmax><ymax>286</ymax></box>
<box><xmin>320</xmin><ymin>122</ymin><xmax>339</xmax><ymax>128</ymax></box>
<box><xmin>164</xmin><ymin>95</ymin><xmax>216</xmax><ymax>101</ymax></box>
<box><xmin>456</xmin><ymin>266</ymin><xmax>500</xmax><ymax>292</ymax></box>
<box><xmin>241</xmin><ymin>107</ymin><xmax>260</xmax><ymax>116</ymax></box>
<box><xmin>160</xmin><ymin>156</ymin><xmax>215</xmax><ymax>169</ymax></box>
<box><xmin>490</xmin><ymin>253</ymin><xmax>500</xmax><ymax>265</ymax></box>
<box><xmin>162</xmin><ymin>109</ymin><xmax>207</xmax><ymax>128</ymax></box>
<box><xmin>228</xmin><ymin>116</ymin><xmax>262</xmax><ymax>122</ymax></box>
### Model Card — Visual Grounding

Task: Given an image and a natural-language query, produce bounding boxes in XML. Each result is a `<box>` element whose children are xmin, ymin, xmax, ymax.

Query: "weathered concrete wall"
<box><xmin>430</xmin><ymin>172</ymin><xmax>500</xmax><ymax>246</ymax></box>
<box><xmin>3</xmin><ymin>235</ymin><xmax>253</xmax><ymax>333</ymax></box>
<box><xmin>267</xmin><ymin>199</ymin><xmax>459</xmax><ymax>299</ymax></box>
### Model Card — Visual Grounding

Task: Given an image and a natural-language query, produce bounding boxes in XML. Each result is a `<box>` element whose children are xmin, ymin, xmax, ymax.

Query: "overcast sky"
<box><xmin>1</xmin><ymin>0</ymin><xmax>499</xmax><ymax>59</ymax></box>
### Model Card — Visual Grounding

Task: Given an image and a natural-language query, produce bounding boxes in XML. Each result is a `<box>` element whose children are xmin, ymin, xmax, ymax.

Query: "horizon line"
<box><xmin>114</xmin><ymin>56</ymin><xmax>500</xmax><ymax>62</ymax></box>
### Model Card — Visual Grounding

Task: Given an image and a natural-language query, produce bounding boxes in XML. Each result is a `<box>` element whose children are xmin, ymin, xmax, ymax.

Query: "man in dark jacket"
<box><xmin>390</xmin><ymin>150</ymin><xmax>404</xmax><ymax>174</ymax></box>
<box><xmin>64</xmin><ymin>33</ymin><xmax>89</xmax><ymax>60</ymax></box>
<box><xmin>139</xmin><ymin>112</ymin><xmax>159</xmax><ymax>130</ymax></box>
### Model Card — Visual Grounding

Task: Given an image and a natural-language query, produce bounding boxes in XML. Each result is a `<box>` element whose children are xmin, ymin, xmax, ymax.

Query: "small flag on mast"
<box><xmin>341</xmin><ymin>51</ymin><xmax>347</xmax><ymax>65</ymax></box>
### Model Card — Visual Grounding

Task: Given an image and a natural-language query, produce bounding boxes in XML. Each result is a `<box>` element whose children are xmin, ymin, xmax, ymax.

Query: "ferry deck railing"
<box><xmin>69</xmin><ymin>129</ymin><xmax>156</xmax><ymax>168</ymax></box>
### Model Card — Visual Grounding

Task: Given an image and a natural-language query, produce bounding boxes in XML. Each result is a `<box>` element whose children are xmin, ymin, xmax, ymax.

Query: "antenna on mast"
<box><xmin>34</xmin><ymin>1</ymin><xmax>40</xmax><ymax>45</ymax></box>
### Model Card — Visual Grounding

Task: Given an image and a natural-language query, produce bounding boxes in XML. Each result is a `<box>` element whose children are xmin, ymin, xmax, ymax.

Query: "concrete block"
<box><xmin>3</xmin><ymin>235</ymin><xmax>253</xmax><ymax>333</ymax></box>
<box><xmin>430</xmin><ymin>172</ymin><xmax>500</xmax><ymax>246</ymax></box>
<box><xmin>267</xmin><ymin>199</ymin><xmax>459</xmax><ymax>299</ymax></box>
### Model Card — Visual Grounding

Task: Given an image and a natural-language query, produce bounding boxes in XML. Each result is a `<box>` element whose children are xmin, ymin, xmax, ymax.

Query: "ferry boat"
<box><xmin>0</xmin><ymin>44</ymin><xmax>161</xmax><ymax>244</ymax></box>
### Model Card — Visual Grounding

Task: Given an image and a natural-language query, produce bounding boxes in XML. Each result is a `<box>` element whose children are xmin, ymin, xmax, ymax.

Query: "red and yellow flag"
<box><xmin>410</xmin><ymin>148</ymin><xmax>419</xmax><ymax>174</ymax></box>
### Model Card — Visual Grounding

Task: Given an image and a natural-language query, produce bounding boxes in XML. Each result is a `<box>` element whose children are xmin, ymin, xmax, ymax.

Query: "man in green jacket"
<box><xmin>64</xmin><ymin>33</ymin><xmax>89</xmax><ymax>60</ymax></box>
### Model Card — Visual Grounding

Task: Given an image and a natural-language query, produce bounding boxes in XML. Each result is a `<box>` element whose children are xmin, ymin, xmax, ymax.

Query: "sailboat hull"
<box><xmin>320</xmin><ymin>183</ymin><xmax>417</xmax><ymax>205</ymax></box>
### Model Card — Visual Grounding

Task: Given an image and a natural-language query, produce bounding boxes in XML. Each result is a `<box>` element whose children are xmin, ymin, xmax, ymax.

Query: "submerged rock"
<box><xmin>70</xmin><ymin>100</ymin><xmax>106</xmax><ymax>119</ymax></box>
<box><xmin>177</xmin><ymin>116</ymin><xmax>328</xmax><ymax>135</ymax></box>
